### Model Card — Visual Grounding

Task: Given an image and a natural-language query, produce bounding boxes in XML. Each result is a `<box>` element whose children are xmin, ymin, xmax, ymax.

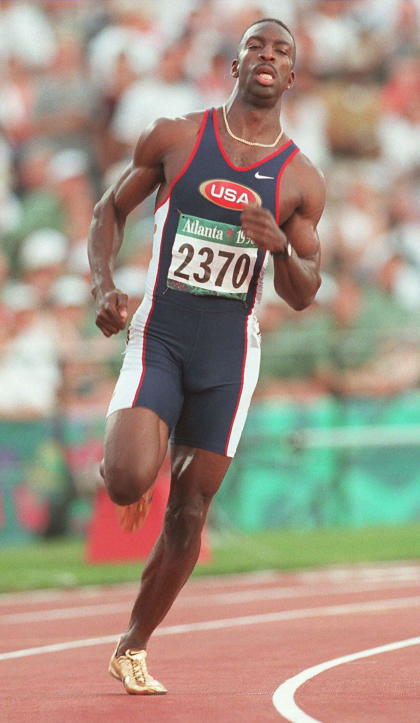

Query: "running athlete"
<box><xmin>88</xmin><ymin>18</ymin><xmax>325</xmax><ymax>695</ymax></box>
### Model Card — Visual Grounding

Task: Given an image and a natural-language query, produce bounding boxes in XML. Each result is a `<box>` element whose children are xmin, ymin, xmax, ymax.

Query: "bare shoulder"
<box><xmin>152</xmin><ymin>110</ymin><xmax>206</xmax><ymax>141</ymax></box>
<box><xmin>133</xmin><ymin>110</ymin><xmax>207</xmax><ymax>165</ymax></box>
<box><xmin>289</xmin><ymin>151</ymin><xmax>326</xmax><ymax>218</ymax></box>
<box><xmin>291</xmin><ymin>151</ymin><xmax>325</xmax><ymax>195</ymax></box>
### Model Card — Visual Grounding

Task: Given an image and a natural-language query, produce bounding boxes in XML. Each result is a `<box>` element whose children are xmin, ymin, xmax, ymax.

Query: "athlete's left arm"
<box><xmin>241</xmin><ymin>162</ymin><xmax>325</xmax><ymax>311</ymax></box>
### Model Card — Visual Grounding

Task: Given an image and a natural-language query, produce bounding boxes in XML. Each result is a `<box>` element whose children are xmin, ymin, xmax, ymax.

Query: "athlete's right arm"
<box><xmin>88</xmin><ymin>120</ymin><xmax>168</xmax><ymax>337</ymax></box>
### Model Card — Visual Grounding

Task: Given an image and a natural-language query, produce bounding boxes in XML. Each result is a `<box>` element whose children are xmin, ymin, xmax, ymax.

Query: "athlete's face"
<box><xmin>232</xmin><ymin>22</ymin><xmax>295</xmax><ymax>103</ymax></box>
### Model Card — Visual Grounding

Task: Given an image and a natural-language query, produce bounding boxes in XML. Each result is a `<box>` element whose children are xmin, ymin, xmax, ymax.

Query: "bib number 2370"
<box><xmin>167</xmin><ymin>213</ymin><xmax>258</xmax><ymax>300</ymax></box>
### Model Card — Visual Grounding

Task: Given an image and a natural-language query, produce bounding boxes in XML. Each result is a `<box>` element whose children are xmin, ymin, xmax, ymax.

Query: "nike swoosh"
<box><xmin>255</xmin><ymin>171</ymin><xmax>275</xmax><ymax>180</ymax></box>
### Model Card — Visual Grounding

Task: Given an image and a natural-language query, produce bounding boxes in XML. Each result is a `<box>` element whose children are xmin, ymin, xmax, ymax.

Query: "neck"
<box><xmin>223</xmin><ymin>96</ymin><xmax>284</xmax><ymax>147</ymax></box>
<box><xmin>225</xmin><ymin>95</ymin><xmax>282</xmax><ymax>128</ymax></box>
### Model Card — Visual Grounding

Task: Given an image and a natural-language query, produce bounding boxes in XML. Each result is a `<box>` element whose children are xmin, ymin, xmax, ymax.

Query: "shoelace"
<box><xmin>127</xmin><ymin>652</ymin><xmax>149</xmax><ymax>682</ymax></box>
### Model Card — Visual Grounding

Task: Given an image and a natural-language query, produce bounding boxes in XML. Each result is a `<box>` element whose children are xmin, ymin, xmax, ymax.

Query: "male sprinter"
<box><xmin>88</xmin><ymin>17</ymin><xmax>325</xmax><ymax>694</ymax></box>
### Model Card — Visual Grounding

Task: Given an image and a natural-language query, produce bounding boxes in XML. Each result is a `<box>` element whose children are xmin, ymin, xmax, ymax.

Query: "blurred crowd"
<box><xmin>0</xmin><ymin>0</ymin><xmax>419</xmax><ymax>419</ymax></box>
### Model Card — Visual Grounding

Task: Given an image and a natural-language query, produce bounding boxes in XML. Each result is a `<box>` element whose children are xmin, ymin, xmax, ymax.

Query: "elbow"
<box><xmin>93</xmin><ymin>186</ymin><xmax>119</xmax><ymax>220</ymax></box>
<box><xmin>274</xmin><ymin>287</ymin><xmax>313</xmax><ymax>311</ymax></box>
<box><xmin>297</xmin><ymin>275</ymin><xmax>322</xmax><ymax>311</ymax></box>
<box><xmin>290</xmin><ymin>296</ymin><xmax>314</xmax><ymax>311</ymax></box>
<box><xmin>281</xmin><ymin>273</ymin><xmax>322</xmax><ymax>311</ymax></box>
<box><xmin>291</xmin><ymin>298</ymin><xmax>311</xmax><ymax>311</ymax></box>
<box><xmin>93</xmin><ymin>194</ymin><xmax>112</xmax><ymax>220</ymax></box>
<box><xmin>92</xmin><ymin>198</ymin><xmax>106</xmax><ymax>225</ymax></box>
<box><xmin>92</xmin><ymin>201</ymin><xmax>102</xmax><ymax>222</ymax></box>
<box><xmin>303</xmin><ymin>274</ymin><xmax>322</xmax><ymax>309</ymax></box>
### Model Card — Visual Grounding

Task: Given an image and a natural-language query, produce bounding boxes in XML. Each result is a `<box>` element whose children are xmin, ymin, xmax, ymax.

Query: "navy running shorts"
<box><xmin>107</xmin><ymin>289</ymin><xmax>261</xmax><ymax>457</ymax></box>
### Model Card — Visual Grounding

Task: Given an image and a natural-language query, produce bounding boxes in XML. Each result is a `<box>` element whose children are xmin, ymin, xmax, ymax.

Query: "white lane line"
<box><xmin>0</xmin><ymin>602</ymin><xmax>128</xmax><ymax>624</ymax></box>
<box><xmin>298</xmin><ymin>564</ymin><xmax>420</xmax><ymax>584</ymax></box>
<box><xmin>2</xmin><ymin>578</ymin><xmax>420</xmax><ymax>624</ymax></box>
<box><xmin>2</xmin><ymin>564</ymin><xmax>419</xmax><ymax>607</ymax></box>
<box><xmin>272</xmin><ymin>636</ymin><xmax>420</xmax><ymax>723</ymax></box>
<box><xmin>1</xmin><ymin>595</ymin><xmax>419</xmax><ymax>661</ymax></box>
<box><xmin>0</xmin><ymin>570</ymin><xmax>279</xmax><ymax>607</ymax></box>
<box><xmin>195</xmin><ymin>577</ymin><xmax>420</xmax><ymax>605</ymax></box>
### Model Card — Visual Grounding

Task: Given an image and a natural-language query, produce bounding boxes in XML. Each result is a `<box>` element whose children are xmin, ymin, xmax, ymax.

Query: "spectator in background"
<box><xmin>195</xmin><ymin>50</ymin><xmax>234</xmax><ymax>108</ymax></box>
<box><xmin>282</xmin><ymin>68</ymin><xmax>330</xmax><ymax>168</ymax></box>
<box><xmin>0</xmin><ymin>55</ymin><xmax>36</xmax><ymax>147</ymax></box>
<box><xmin>6</xmin><ymin>145</ymin><xmax>96</xmax><ymax>255</ymax></box>
<box><xmin>379</xmin><ymin>63</ymin><xmax>420</xmax><ymax>174</ymax></box>
<box><xmin>0</xmin><ymin>281</ymin><xmax>60</xmax><ymax>418</ymax></box>
<box><xmin>113</xmin><ymin>264</ymin><xmax>147</xmax><ymax>323</ymax></box>
<box><xmin>300</xmin><ymin>1</ymin><xmax>360</xmax><ymax>78</ymax></box>
<box><xmin>0</xmin><ymin>0</ymin><xmax>56</xmax><ymax>70</ymax></box>
<box><xmin>111</xmin><ymin>42</ymin><xmax>202</xmax><ymax>149</ymax></box>
<box><xmin>18</xmin><ymin>227</ymin><xmax>67</xmax><ymax>306</ymax></box>
<box><xmin>29</xmin><ymin>33</ymin><xmax>97</xmax><ymax>157</ymax></box>
<box><xmin>47</xmin><ymin>148</ymin><xmax>95</xmax><ymax>243</ymax></box>
<box><xmin>0</xmin><ymin>130</ymin><xmax>21</xmax><ymax>244</ymax></box>
<box><xmin>4</xmin><ymin>141</ymin><xmax>63</xmax><ymax>260</ymax></box>
<box><xmin>49</xmin><ymin>274</ymin><xmax>91</xmax><ymax>346</ymax></box>
<box><xmin>87</xmin><ymin>1</ymin><xmax>161</xmax><ymax>170</ymax></box>
<box><xmin>332</xmin><ymin>176</ymin><xmax>388</xmax><ymax>277</ymax></box>
<box><xmin>88</xmin><ymin>2</ymin><xmax>159</xmax><ymax>90</ymax></box>
<box><xmin>382</xmin><ymin>56</ymin><xmax>419</xmax><ymax>117</ymax></box>
<box><xmin>49</xmin><ymin>274</ymin><xmax>116</xmax><ymax>414</ymax></box>
<box><xmin>0</xmin><ymin>251</ymin><xmax>12</xmax><ymax>346</ymax></box>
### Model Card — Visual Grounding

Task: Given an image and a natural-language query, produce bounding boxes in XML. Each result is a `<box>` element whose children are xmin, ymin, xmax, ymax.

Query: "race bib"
<box><xmin>167</xmin><ymin>213</ymin><xmax>258</xmax><ymax>300</ymax></box>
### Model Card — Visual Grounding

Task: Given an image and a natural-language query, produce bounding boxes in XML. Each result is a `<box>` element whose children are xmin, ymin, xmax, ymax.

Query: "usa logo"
<box><xmin>199</xmin><ymin>179</ymin><xmax>262</xmax><ymax>210</ymax></box>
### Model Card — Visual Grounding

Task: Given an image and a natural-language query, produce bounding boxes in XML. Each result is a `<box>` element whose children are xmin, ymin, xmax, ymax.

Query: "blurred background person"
<box><xmin>0</xmin><ymin>281</ymin><xmax>60</xmax><ymax>419</ymax></box>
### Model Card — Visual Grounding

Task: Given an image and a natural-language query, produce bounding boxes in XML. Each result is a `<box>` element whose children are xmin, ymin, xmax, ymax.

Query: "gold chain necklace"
<box><xmin>222</xmin><ymin>105</ymin><xmax>284</xmax><ymax>148</ymax></box>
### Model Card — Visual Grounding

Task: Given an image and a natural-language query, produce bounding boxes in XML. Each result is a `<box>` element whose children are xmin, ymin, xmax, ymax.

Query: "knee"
<box><xmin>103</xmin><ymin>460</ymin><xmax>156</xmax><ymax>506</ymax></box>
<box><xmin>164</xmin><ymin>491</ymin><xmax>211</xmax><ymax>549</ymax></box>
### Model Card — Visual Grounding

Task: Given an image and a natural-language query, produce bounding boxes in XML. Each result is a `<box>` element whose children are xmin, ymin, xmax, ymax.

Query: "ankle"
<box><xmin>117</xmin><ymin>631</ymin><xmax>148</xmax><ymax>656</ymax></box>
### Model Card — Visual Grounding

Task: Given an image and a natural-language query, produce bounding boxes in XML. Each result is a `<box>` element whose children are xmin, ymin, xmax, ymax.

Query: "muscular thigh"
<box><xmin>104</xmin><ymin>407</ymin><xmax>169</xmax><ymax>482</ymax></box>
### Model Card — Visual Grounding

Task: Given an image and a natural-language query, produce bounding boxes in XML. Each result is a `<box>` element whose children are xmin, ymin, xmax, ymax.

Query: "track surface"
<box><xmin>1</xmin><ymin>563</ymin><xmax>419</xmax><ymax>722</ymax></box>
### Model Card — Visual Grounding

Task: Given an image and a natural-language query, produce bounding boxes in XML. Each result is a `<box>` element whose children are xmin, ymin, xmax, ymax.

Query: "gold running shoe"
<box><xmin>116</xmin><ymin>487</ymin><xmax>154</xmax><ymax>533</ymax></box>
<box><xmin>109</xmin><ymin>644</ymin><xmax>167</xmax><ymax>695</ymax></box>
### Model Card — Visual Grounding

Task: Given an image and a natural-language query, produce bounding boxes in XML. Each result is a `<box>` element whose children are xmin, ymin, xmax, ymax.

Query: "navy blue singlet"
<box><xmin>108</xmin><ymin>108</ymin><xmax>299</xmax><ymax>456</ymax></box>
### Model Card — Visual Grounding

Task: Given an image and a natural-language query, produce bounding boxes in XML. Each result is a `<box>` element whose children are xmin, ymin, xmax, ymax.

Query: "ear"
<box><xmin>231</xmin><ymin>59</ymin><xmax>239</xmax><ymax>78</ymax></box>
<box><xmin>286</xmin><ymin>70</ymin><xmax>295</xmax><ymax>90</ymax></box>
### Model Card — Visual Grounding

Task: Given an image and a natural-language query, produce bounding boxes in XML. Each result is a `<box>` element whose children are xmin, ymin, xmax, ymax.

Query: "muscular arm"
<box><xmin>240</xmin><ymin>159</ymin><xmax>325</xmax><ymax>311</ymax></box>
<box><xmin>88</xmin><ymin>122</ymin><xmax>167</xmax><ymax>336</ymax></box>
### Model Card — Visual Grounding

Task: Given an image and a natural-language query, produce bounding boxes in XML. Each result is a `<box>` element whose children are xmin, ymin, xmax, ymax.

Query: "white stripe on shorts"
<box><xmin>225</xmin><ymin>313</ymin><xmax>261</xmax><ymax>457</ymax></box>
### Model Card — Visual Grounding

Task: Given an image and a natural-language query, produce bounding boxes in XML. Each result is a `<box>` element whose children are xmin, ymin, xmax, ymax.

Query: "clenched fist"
<box><xmin>240</xmin><ymin>203</ymin><xmax>288</xmax><ymax>255</ymax></box>
<box><xmin>93</xmin><ymin>287</ymin><xmax>128</xmax><ymax>337</ymax></box>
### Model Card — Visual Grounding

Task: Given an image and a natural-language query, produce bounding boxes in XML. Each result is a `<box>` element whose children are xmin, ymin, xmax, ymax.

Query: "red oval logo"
<box><xmin>199</xmin><ymin>179</ymin><xmax>262</xmax><ymax>210</ymax></box>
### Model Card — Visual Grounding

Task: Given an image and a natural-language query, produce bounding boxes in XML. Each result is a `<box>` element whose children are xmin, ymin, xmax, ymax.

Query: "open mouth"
<box><xmin>255</xmin><ymin>66</ymin><xmax>275</xmax><ymax>86</ymax></box>
<box><xmin>256</xmin><ymin>72</ymin><xmax>274</xmax><ymax>86</ymax></box>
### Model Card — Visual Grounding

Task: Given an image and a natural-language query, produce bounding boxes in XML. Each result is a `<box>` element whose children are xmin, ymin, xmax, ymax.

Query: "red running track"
<box><xmin>0</xmin><ymin>562</ymin><xmax>419</xmax><ymax>722</ymax></box>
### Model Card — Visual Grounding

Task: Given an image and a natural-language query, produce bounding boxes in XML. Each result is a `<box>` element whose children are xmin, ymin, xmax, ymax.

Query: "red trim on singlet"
<box><xmin>154</xmin><ymin>110</ymin><xmax>210</xmax><ymax>213</ymax></box>
<box><xmin>212</xmin><ymin>107</ymin><xmax>294</xmax><ymax>172</ymax></box>
<box><xmin>224</xmin><ymin>314</ymin><xmax>248</xmax><ymax>456</ymax></box>
<box><xmin>275</xmin><ymin>146</ymin><xmax>300</xmax><ymax>225</ymax></box>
